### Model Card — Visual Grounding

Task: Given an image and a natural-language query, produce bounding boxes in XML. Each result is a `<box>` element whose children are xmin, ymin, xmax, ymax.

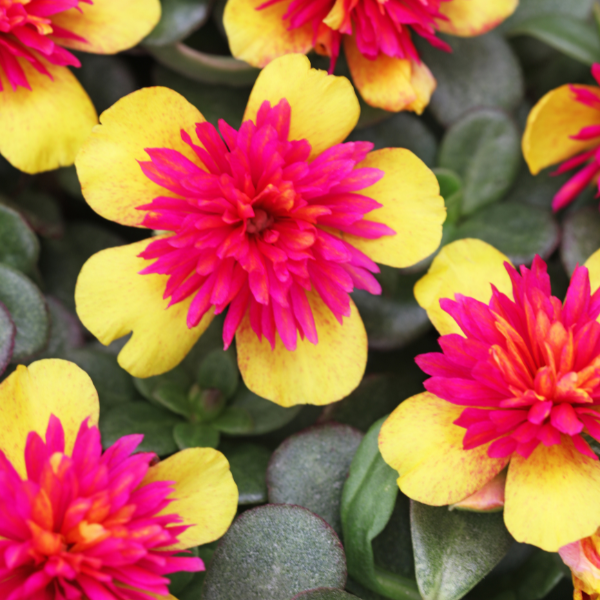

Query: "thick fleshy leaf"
<box><xmin>0</xmin><ymin>264</ymin><xmax>48</xmax><ymax>361</ymax></box>
<box><xmin>173</xmin><ymin>422</ymin><xmax>220</xmax><ymax>450</ymax></box>
<box><xmin>411</xmin><ymin>502</ymin><xmax>513</xmax><ymax>600</ymax></box>
<box><xmin>144</xmin><ymin>0</ymin><xmax>212</xmax><ymax>45</ymax></box>
<box><xmin>37</xmin><ymin>297</ymin><xmax>84</xmax><ymax>358</ymax></box>
<box><xmin>561</xmin><ymin>207</ymin><xmax>600</xmax><ymax>276</ymax></box>
<box><xmin>8</xmin><ymin>191</ymin><xmax>64</xmax><ymax>239</ymax></box>
<box><xmin>341</xmin><ymin>419</ymin><xmax>421</xmax><ymax>600</ymax></box>
<box><xmin>499</xmin><ymin>0</ymin><xmax>594</xmax><ymax>31</ymax></box>
<box><xmin>134</xmin><ymin>365</ymin><xmax>193</xmax><ymax>416</ymax></box>
<box><xmin>211</xmin><ymin>406</ymin><xmax>254</xmax><ymax>434</ymax></box>
<box><xmin>0</xmin><ymin>300</ymin><xmax>15</xmax><ymax>376</ymax></box>
<box><xmin>438</xmin><ymin>109</ymin><xmax>521</xmax><ymax>216</ymax></box>
<box><xmin>202</xmin><ymin>505</ymin><xmax>347</xmax><ymax>600</ymax></box>
<box><xmin>292</xmin><ymin>591</ymin><xmax>359</xmax><ymax>600</ymax></box>
<box><xmin>223</xmin><ymin>442</ymin><xmax>271</xmax><ymax>505</ymax></box>
<box><xmin>416</xmin><ymin>33</ymin><xmax>523</xmax><ymax>127</ymax></box>
<box><xmin>268</xmin><ymin>424</ymin><xmax>363</xmax><ymax>535</ymax></box>
<box><xmin>197</xmin><ymin>349</ymin><xmax>239</xmax><ymax>399</ymax></box>
<box><xmin>0</xmin><ymin>204</ymin><xmax>39</xmax><ymax>274</ymax></box>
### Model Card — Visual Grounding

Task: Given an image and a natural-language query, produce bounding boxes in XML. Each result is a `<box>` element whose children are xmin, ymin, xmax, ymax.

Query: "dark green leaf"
<box><xmin>417</xmin><ymin>33</ymin><xmax>523</xmax><ymax>127</ymax></box>
<box><xmin>37</xmin><ymin>297</ymin><xmax>83</xmax><ymax>358</ymax></box>
<box><xmin>197</xmin><ymin>349</ymin><xmax>239</xmax><ymax>398</ymax></box>
<box><xmin>438</xmin><ymin>109</ymin><xmax>521</xmax><ymax>215</ymax></box>
<box><xmin>223</xmin><ymin>442</ymin><xmax>271</xmax><ymax>505</ymax></box>
<box><xmin>211</xmin><ymin>406</ymin><xmax>254</xmax><ymax>434</ymax></box>
<box><xmin>504</xmin><ymin>166</ymin><xmax>570</xmax><ymax>211</ymax></box>
<box><xmin>341</xmin><ymin>419</ymin><xmax>420</xmax><ymax>600</ymax></box>
<box><xmin>0</xmin><ymin>301</ymin><xmax>15</xmax><ymax>375</ymax></box>
<box><xmin>202</xmin><ymin>505</ymin><xmax>347</xmax><ymax>600</ymax></box>
<box><xmin>507</xmin><ymin>15</ymin><xmax>600</xmax><ymax>65</ymax></box>
<box><xmin>145</xmin><ymin>0</ymin><xmax>212</xmax><ymax>46</ymax></box>
<box><xmin>268</xmin><ymin>424</ymin><xmax>363</xmax><ymax>535</ymax></box>
<box><xmin>293</xmin><ymin>590</ymin><xmax>359</xmax><ymax>600</ymax></box>
<box><xmin>179</xmin><ymin>544</ymin><xmax>216</xmax><ymax>600</ymax></box>
<box><xmin>0</xmin><ymin>264</ymin><xmax>48</xmax><ymax>361</ymax></box>
<box><xmin>134</xmin><ymin>364</ymin><xmax>193</xmax><ymax>405</ymax></box>
<box><xmin>9</xmin><ymin>191</ymin><xmax>64</xmax><ymax>238</ymax></box>
<box><xmin>499</xmin><ymin>0</ymin><xmax>594</xmax><ymax>32</ymax></box>
<box><xmin>0</xmin><ymin>203</ymin><xmax>39</xmax><ymax>274</ymax></box>
<box><xmin>561</xmin><ymin>207</ymin><xmax>600</xmax><ymax>275</ymax></box>
<box><xmin>411</xmin><ymin>502</ymin><xmax>513</xmax><ymax>600</ymax></box>
<box><xmin>434</xmin><ymin>169</ymin><xmax>462</xmax><ymax>225</ymax></box>
<box><xmin>0</xmin><ymin>154</ymin><xmax>21</xmax><ymax>194</ymax></box>
<box><xmin>56</xmin><ymin>167</ymin><xmax>84</xmax><ymax>201</ymax></box>
<box><xmin>154</xmin><ymin>381</ymin><xmax>193</xmax><ymax>418</ymax></box>
<box><xmin>168</xmin><ymin>547</ymin><xmax>200</xmax><ymax>595</ymax></box>
<box><xmin>100</xmin><ymin>402</ymin><xmax>183</xmax><ymax>456</ymax></box>
<box><xmin>173</xmin><ymin>422</ymin><xmax>220</xmax><ymax>449</ymax></box>
<box><xmin>453</xmin><ymin>202</ymin><xmax>560</xmax><ymax>266</ymax></box>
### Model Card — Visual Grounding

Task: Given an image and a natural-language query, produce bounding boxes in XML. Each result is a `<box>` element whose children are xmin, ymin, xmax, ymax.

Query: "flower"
<box><xmin>223</xmin><ymin>0</ymin><xmax>518</xmax><ymax>113</ymax></box>
<box><xmin>561</xmin><ymin>531</ymin><xmax>600</xmax><ymax>600</ymax></box>
<box><xmin>73</xmin><ymin>54</ymin><xmax>445</xmax><ymax>407</ymax></box>
<box><xmin>379</xmin><ymin>238</ymin><xmax>600</xmax><ymax>552</ymax></box>
<box><xmin>0</xmin><ymin>358</ymin><xmax>238</xmax><ymax>600</ymax></box>
<box><xmin>0</xmin><ymin>0</ymin><xmax>161</xmax><ymax>174</ymax></box>
<box><xmin>523</xmin><ymin>63</ymin><xmax>600</xmax><ymax>212</ymax></box>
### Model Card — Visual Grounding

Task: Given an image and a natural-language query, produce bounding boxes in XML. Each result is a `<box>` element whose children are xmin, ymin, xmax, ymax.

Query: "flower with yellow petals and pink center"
<box><xmin>0</xmin><ymin>0</ymin><xmax>160</xmax><ymax>175</ymax></box>
<box><xmin>0</xmin><ymin>359</ymin><xmax>238</xmax><ymax>600</ymax></box>
<box><xmin>73</xmin><ymin>54</ymin><xmax>446</xmax><ymax>408</ymax></box>
<box><xmin>379</xmin><ymin>239</ymin><xmax>600</xmax><ymax>553</ymax></box>
<box><xmin>523</xmin><ymin>63</ymin><xmax>600</xmax><ymax>212</ymax></box>
<box><xmin>223</xmin><ymin>0</ymin><xmax>518</xmax><ymax>113</ymax></box>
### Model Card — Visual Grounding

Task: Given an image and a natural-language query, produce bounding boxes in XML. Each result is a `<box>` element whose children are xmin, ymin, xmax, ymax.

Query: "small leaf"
<box><xmin>223</xmin><ymin>442</ymin><xmax>271</xmax><ymax>505</ymax></box>
<box><xmin>0</xmin><ymin>203</ymin><xmax>39</xmax><ymax>274</ymax></box>
<box><xmin>173</xmin><ymin>422</ymin><xmax>220</xmax><ymax>449</ymax></box>
<box><xmin>197</xmin><ymin>348</ymin><xmax>239</xmax><ymax>398</ymax></box>
<box><xmin>0</xmin><ymin>301</ymin><xmax>15</xmax><ymax>376</ymax></box>
<box><xmin>434</xmin><ymin>169</ymin><xmax>462</xmax><ymax>225</ymax></box>
<box><xmin>268</xmin><ymin>424</ymin><xmax>363</xmax><ymax>535</ymax></box>
<box><xmin>453</xmin><ymin>202</ymin><xmax>560</xmax><ymax>266</ymax></box>
<box><xmin>411</xmin><ymin>502</ymin><xmax>513</xmax><ymax>600</ymax></box>
<box><xmin>134</xmin><ymin>364</ymin><xmax>193</xmax><ymax>405</ymax></box>
<box><xmin>144</xmin><ymin>0</ymin><xmax>212</xmax><ymax>46</ymax></box>
<box><xmin>438</xmin><ymin>109</ymin><xmax>521</xmax><ymax>215</ymax></box>
<box><xmin>507</xmin><ymin>15</ymin><xmax>600</xmax><ymax>65</ymax></box>
<box><xmin>100</xmin><ymin>402</ymin><xmax>183</xmax><ymax>456</ymax></box>
<box><xmin>0</xmin><ymin>264</ymin><xmax>48</xmax><ymax>361</ymax></box>
<box><xmin>561</xmin><ymin>206</ymin><xmax>600</xmax><ymax>275</ymax></box>
<box><xmin>211</xmin><ymin>406</ymin><xmax>254</xmax><ymax>434</ymax></box>
<box><xmin>202</xmin><ymin>505</ymin><xmax>347</xmax><ymax>600</ymax></box>
<box><xmin>293</xmin><ymin>590</ymin><xmax>359</xmax><ymax>600</ymax></box>
<box><xmin>154</xmin><ymin>381</ymin><xmax>193</xmax><ymax>418</ymax></box>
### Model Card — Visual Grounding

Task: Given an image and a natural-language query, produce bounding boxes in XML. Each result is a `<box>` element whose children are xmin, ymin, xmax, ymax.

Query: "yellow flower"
<box><xmin>74</xmin><ymin>54</ymin><xmax>446</xmax><ymax>407</ymax></box>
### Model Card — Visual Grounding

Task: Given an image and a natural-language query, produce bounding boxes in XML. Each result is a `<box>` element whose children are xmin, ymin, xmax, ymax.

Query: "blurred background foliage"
<box><xmin>2</xmin><ymin>0</ymin><xmax>599</xmax><ymax>597</ymax></box>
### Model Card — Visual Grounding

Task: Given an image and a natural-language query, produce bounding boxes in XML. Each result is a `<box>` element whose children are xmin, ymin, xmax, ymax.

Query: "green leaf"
<box><xmin>202</xmin><ymin>505</ymin><xmax>347</xmax><ymax>600</ymax></box>
<box><xmin>0</xmin><ymin>301</ymin><xmax>15</xmax><ymax>375</ymax></box>
<box><xmin>178</xmin><ymin>544</ymin><xmax>217</xmax><ymax>600</ymax></box>
<box><xmin>37</xmin><ymin>297</ymin><xmax>83</xmax><ymax>358</ymax></box>
<box><xmin>168</xmin><ymin>547</ymin><xmax>200</xmax><ymax>595</ymax></box>
<box><xmin>173</xmin><ymin>422</ymin><xmax>220</xmax><ymax>449</ymax></box>
<box><xmin>223</xmin><ymin>442</ymin><xmax>271</xmax><ymax>505</ymax></box>
<box><xmin>561</xmin><ymin>206</ymin><xmax>600</xmax><ymax>275</ymax></box>
<box><xmin>341</xmin><ymin>419</ymin><xmax>420</xmax><ymax>600</ymax></box>
<box><xmin>134</xmin><ymin>364</ymin><xmax>193</xmax><ymax>405</ymax></box>
<box><xmin>8</xmin><ymin>191</ymin><xmax>64</xmax><ymax>238</ymax></box>
<box><xmin>56</xmin><ymin>166</ymin><xmax>84</xmax><ymax>201</ymax></box>
<box><xmin>228</xmin><ymin>383</ymin><xmax>302</xmax><ymax>434</ymax></box>
<box><xmin>144</xmin><ymin>0</ymin><xmax>212</xmax><ymax>46</ymax></box>
<box><xmin>211</xmin><ymin>406</ymin><xmax>254</xmax><ymax>434</ymax></box>
<box><xmin>438</xmin><ymin>109</ymin><xmax>521</xmax><ymax>216</ymax></box>
<box><xmin>268</xmin><ymin>424</ymin><xmax>363</xmax><ymax>535</ymax></box>
<box><xmin>152</xmin><ymin>381</ymin><xmax>193</xmax><ymax>418</ymax></box>
<box><xmin>0</xmin><ymin>264</ymin><xmax>48</xmax><ymax>361</ymax></box>
<box><xmin>507</xmin><ymin>15</ymin><xmax>600</xmax><ymax>65</ymax></box>
<box><xmin>197</xmin><ymin>348</ymin><xmax>239</xmax><ymax>398</ymax></box>
<box><xmin>434</xmin><ymin>169</ymin><xmax>462</xmax><ymax>225</ymax></box>
<box><xmin>453</xmin><ymin>202</ymin><xmax>560</xmax><ymax>266</ymax></box>
<box><xmin>0</xmin><ymin>203</ymin><xmax>39</xmax><ymax>274</ymax></box>
<box><xmin>148</xmin><ymin>44</ymin><xmax>259</xmax><ymax>86</ymax></box>
<box><xmin>100</xmin><ymin>402</ymin><xmax>183</xmax><ymax>456</ymax></box>
<box><xmin>0</xmin><ymin>154</ymin><xmax>21</xmax><ymax>195</ymax></box>
<box><xmin>293</xmin><ymin>590</ymin><xmax>359</xmax><ymax>600</ymax></box>
<box><xmin>499</xmin><ymin>0</ymin><xmax>594</xmax><ymax>32</ymax></box>
<box><xmin>504</xmin><ymin>166</ymin><xmax>570</xmax><ymax>211</ymax></box>
<box><xmin>411</xmin><ymin>502</ymin><xmax>513</xmax><ymax>600</ymax></box>
<box><xmin>416</xmin><ymin>33</ymin><xmax>523</xmax><ymax>127</ymax></box>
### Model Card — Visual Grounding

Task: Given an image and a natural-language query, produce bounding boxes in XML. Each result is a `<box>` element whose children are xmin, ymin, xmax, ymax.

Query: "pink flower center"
<box><xmin>0</xmin><ymin>415</ymin><xmax>202</xmax><ymax>600</ymax></box>
<box><xmin>258</xmin><ymin>0</ymin><xmax>451</xmax><ymax>71</ymax></box>
<box><xmin>417</xmin><ymin>256</ymin><xmax>600</xmax><ymax>460</ymax></box>
<box><xmin>137</xmin><ymin>99</ymin><xmax>395</xmax><ymax>352</ymax></box>
<box><xmin>0</xmin><ymin>0</ymin><xmax>90</xmax><ymax>91</ymax></box>
<box><xmin>551</xmin><ymin>63</ymin><xmax>600</xmax><ymax>211</ymax></box>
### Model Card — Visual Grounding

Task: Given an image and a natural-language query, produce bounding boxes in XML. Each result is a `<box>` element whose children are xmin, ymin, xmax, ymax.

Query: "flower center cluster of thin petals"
<box><xmin>417</xmin><ymin>256</ymin><xmax>600</xmax><ymax>460</ymax></box>
<box><xmin>0</xmin><ymin>416</ymin><xmax>202</xmax><ymax>600</ymax></box>
<box><xmin>0</xmin><ymin>0</ymin><xmax>89</xmax><ymax>91</ymax></box>
<box><xmin>257</xmin><ymin>0</ymin><xmax>451</xmax><ymax>71</ymax></box>
<box><xmin>137</xmin><ymin>98</ymin><xmax>394</xmax><ymax>352</ymax></box>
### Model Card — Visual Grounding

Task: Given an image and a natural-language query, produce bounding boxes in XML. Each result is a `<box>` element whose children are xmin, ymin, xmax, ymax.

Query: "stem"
<box><xmin>374</xmin><ymin>568</ymin><xmax>422</xmax><ymax>600</ymax></box>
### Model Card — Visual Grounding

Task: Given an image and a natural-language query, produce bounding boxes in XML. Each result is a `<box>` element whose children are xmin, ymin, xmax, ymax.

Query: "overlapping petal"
<box><xmin>438</xmin><ymin>0</ymin><xmax>518</xmax><ymax>36</ymax></box>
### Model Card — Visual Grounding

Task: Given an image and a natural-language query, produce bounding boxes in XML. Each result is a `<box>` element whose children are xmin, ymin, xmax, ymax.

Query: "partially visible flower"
<box><xmin>0</xmin><ymin>0</ymin><xmax>161</xmax><ymax>174</ymax></box>
<box><xmin>223</xmin><ymin>0</ymin><xmax>518</xmax><ymax>113</ymax></box>
<box><xmin>523</xmin><ymin>63</ymin><xmax>600</xmax><ymax>212</ymax></box>
<box><xmin>561</xmin><ymin>531</ymin><xmax>600</xmax><ymax>600</ymax></box>
<box><xmin>0</xmin><ymin>358</ymin><xmax>238</xmax><ymax>599</ymax></box>
<box><xmin>379</xmin><ymin>238</ymin><xmax>600</xmax><ymax>552</ymax></box>
<box><xmin>74</xmin><ymin>54</ymin><xmax>445</xmax><ymax>407</ymax></box>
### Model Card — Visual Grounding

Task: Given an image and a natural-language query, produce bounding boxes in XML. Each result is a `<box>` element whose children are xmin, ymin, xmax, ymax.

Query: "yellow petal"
<box><xmin>504</xmin><ymin>438</ymin><xmax>600</xmax><ymax>552</ymax></box>
<box><xmin>243</xmin><ymin>54</ymin><xmax>359</xmax><ymax>160</ymax></box>
<box><xmin>224</xmin><ymin>0</ymin><xmax>313</xmax><ymax>68</ymax></box>
<box><xmin>0</xmin><ymin>61</ymin><xmax>96</xmax><ymax>174</ymax></box>
<box><xmin>523</xmin><ymin>85</ymin><xmax>600</xmax><ymax>175</ymax></box>
<box><xmin>51</xmin><ymin>0</ymin><xmax>161</xmax><ymax>54</ymax></box>
<box><xmin>76</xmin><ymin>86</ymin><xmax>204</xmax><ymax>228</ymax></box>
<box><xmin>143</xmin><ymin>448</ymin><xmax>238</xmax><ymax>549</ymax></box>
<box><xmin>379</xmin><ymin>392</ymin><xmax>508</xmax><ymax>505</ymax></box>
<box><xmin>344</xmin><ymin>36</ymin><xmax>435</xmax><ymax>114</ymax></box>
<box><xmin>0</xmin><ymin>359</ymin><xmax>99</xmax><ymax>477</ymax></box>
<box><xmin>236</xmin><ymin>291</ymin><xmax>367</xmax><ymax>407</ymax></box>
<box><xmin>585</xmin><ymin>249</ymin><xmax>600</xmax><ymax>293</ymax></box>
<box><xmin>342</xmin><ymin>148</ymin><xmax>445</xmax><ymax>268</ymax></box>
<box><xmin>414</xmin><ymin>239</ymin><xmax>513</xmax><ymax>335</ymax></box>
<box><xmin>75</xmin><ymin>238</ymin><xmax>214</xmax><ymax>378</ymax></box>
<box><xmin>437</xmin><ymin>0</ymin><xmax>518</xmax><ymax>36</ymax></box>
